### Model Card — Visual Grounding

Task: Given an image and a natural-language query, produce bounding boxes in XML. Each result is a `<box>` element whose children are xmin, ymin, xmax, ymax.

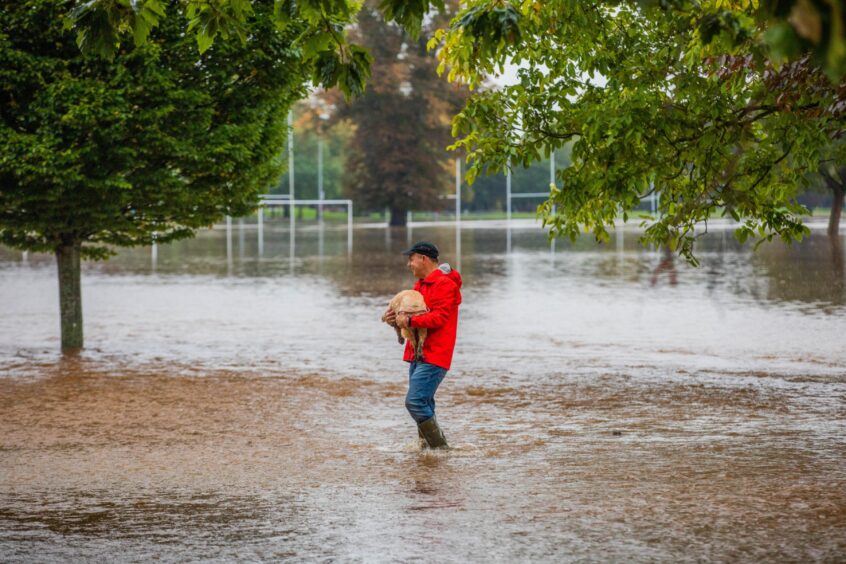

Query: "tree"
<box><xmin>66</xmin><ymin>0</ymin><xmax>378</xmax><ymax>99</ymax></box>
<box><xmin>0</xmin><ymin>0</ymin><xmax>309</xmax><ymax>351</ymax></box>
<box><xmin>819</xmin><ymin>164</ymin><xmax>846</xmax><ymax>236</ymax></box>
<box><xmin>753</xmin><ymin>0</ymin><xmax>846</xmax><ymax>81</ymax></box>
<box><xmin>43</xmin><ymin>0</ymin><xmax>846</xmax><ymax>252</ymax></box>
<box><xmin>328</xmin><ymin>4</ymin><xmax>469</xmax><ymax>226</ymax></box>
<box><xmin>65</xmin><ymin>1</ymin><xmax>846</xmax><ymax>80</ymax></box>
<box><xmin>431</xmin><ymin>1</ymin><xmax>845</xmax><ymax>264</ymax></box>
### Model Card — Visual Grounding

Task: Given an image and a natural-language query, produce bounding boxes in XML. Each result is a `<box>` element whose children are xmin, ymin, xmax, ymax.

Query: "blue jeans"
<box><xmin>405</xmin><ymin>361</ymin><xmax>447</xmax><ymax>424</ymax></box>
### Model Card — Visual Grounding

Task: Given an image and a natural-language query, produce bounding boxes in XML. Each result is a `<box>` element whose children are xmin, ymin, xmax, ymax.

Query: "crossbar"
<box><xmin>251</xmin><ymin>198</ymin><xmax>353</xmax><ymax>256</ymax></box>
<box><xmin>259</xmin><ymin>199</ymin><xmax>351</xmax><ymax>206</ymax></box>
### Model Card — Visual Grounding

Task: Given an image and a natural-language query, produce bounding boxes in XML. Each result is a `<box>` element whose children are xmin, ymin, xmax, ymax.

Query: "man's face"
<box><xmin>406</xmin><ymin>253</ymin><xmax>431</xmax><ymax>279</ymax></box>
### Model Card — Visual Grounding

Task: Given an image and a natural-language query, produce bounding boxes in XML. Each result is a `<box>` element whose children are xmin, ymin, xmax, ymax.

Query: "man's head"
<box><xmin>403</xmin><ymin>241</ymin><xmax>439</xmax><ymax>279</ymax></box>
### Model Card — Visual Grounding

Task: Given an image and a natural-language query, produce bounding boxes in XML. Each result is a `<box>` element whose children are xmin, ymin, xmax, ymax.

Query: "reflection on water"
<box><xmin>1</xmin><ymin>221</ymin><xmax>845</xmax><ymax>561</ymax></box>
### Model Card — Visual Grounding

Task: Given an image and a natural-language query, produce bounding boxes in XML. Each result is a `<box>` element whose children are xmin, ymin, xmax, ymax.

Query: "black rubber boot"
<box><xmin>418</xmin><ymin>416</ymin><xmax>448</xmax><ymax>449</ymax></box>
<box><xmin>417</xmin><ymin>426</ymin><xmax>428</xmax><ymax>449</ymax></box>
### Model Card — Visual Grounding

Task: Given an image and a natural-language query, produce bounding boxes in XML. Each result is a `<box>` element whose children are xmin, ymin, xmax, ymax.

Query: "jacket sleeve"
<box><xmin>410</xmin><ymin>280</ymin><xmax>457</xmax><ymax>330</ymax></box>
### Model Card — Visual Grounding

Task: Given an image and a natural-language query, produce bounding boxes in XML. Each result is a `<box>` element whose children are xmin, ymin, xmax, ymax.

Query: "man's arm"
<box><xmin>409</xmin><ymin>281</ymin><xmax>457</xmax><ymax>330</ymax></box>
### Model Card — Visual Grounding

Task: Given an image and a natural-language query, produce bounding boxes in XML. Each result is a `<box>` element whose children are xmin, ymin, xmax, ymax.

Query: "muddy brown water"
<box><xmin>1</xmin><ymin>222</ymin><xmax>845</xmax><ymax>562</ymax></box>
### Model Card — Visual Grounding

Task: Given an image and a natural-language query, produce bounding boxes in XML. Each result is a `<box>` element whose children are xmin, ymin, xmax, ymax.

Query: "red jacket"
<box><xmin>405</xmin><ymin>267</ymin><xmax>462</xmax><ymax>370</ymax></box>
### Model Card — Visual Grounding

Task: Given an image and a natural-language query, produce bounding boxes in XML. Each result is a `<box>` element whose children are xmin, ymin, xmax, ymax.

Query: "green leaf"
<box><xmin>196</xmin><ymin>31</ymin><xmax>214</xmax><ymax>54</ymax></box>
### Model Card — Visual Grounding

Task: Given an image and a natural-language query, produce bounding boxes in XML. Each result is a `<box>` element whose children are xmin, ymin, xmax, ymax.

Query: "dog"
<box><xmin>382</xmin><ymin>290</ymin><xmax>428</xmax><ymax>361</ymax></box>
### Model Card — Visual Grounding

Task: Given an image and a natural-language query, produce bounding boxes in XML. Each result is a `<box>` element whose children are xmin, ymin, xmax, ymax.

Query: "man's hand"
<box><xmin>383</xmin><ymin>308</ymin><xmax>398</xmax><ymax>327</ymax></box>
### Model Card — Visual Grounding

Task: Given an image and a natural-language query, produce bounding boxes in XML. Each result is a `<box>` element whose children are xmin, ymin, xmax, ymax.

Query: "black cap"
<box><xmin>402</xmin><ymin>241</ymin><xmax>439</xmax><ymax>260</ymax></box>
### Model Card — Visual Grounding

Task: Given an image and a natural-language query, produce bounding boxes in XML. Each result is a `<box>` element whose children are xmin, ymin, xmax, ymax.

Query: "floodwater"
<box><xmin>1</xmin><ymin>219</ymin><xmax>845</xmax><ymax>562</ymax></box>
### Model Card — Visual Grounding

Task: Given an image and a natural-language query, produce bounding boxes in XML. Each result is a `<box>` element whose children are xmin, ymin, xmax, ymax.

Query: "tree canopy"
<box><xmin>432</xmin><ymin>0</ymin><xmax>845</xmax><ymax>263</ymax></box>
<box><xmin>325</xmin><ymin>4</ymin><xmax>468</xmax><ymax>225</ymax></box>
<box><xmin>65</xmin><ymin>0</ymin><xmax>845</xmax><ymax>262</ymax></box>
<box><xmin>65</xmin><ymin>1</ymin><xmax>846</xmax><ymax>92</ymax></box>
<box><xmin>0</xmin><ymin>0</ymin><xmax>309</xmax><ymax>348</ymax></box>
<box><xmin>2</xmin><ymin>0</ymin><xmax>308</xmax><ymax>257</ymax></box>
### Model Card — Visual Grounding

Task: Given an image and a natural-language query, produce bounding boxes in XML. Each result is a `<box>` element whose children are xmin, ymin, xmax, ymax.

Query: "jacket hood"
<box><xmin>424</xmin><ymin>265</ymin><xmax>463</xmax><ymax>289</ymax></box>
<box><xmin>436</xmin><ymin>263</ymin><xmax>463</xmax><ymax>289</ymax></box>
<box><xmin>445</xmin><ymin>268</ymin><xmax>462</xmax><ymax>289</ymax></box>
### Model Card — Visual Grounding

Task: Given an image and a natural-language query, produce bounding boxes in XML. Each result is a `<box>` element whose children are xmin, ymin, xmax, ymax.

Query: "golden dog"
<box><xmin>382</xmin><ymin>290</ymin><xmax>428</xmax><ymax>361</ymax></box>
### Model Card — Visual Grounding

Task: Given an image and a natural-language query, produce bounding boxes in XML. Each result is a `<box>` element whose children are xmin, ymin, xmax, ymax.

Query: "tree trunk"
<box><xmin>56</xmin><ymin>241</ymin><xmax>83</xmax><ymax>352</ymax></box>
<box><xmin>829</xmin><ymin>182</ymin><xmax>844</xmax><ymax>238</ymax></box>
<box><xmin>389</xmin><ymin>206</ymin><xmax>407</xmax><ymax>227</ymax></box>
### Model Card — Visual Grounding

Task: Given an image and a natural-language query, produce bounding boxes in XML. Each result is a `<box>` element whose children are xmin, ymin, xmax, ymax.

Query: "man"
<box><xmin>383</xmin><ymin>241</ymin><xmax>462</xmax><ymax>449</ymax></box>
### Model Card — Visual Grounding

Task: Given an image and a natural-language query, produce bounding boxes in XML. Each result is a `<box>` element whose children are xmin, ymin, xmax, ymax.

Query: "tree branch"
<box><xmin>747</xmin><ymin>142</ymin><xmax>794</xmax><ymax>194</ymax></box>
